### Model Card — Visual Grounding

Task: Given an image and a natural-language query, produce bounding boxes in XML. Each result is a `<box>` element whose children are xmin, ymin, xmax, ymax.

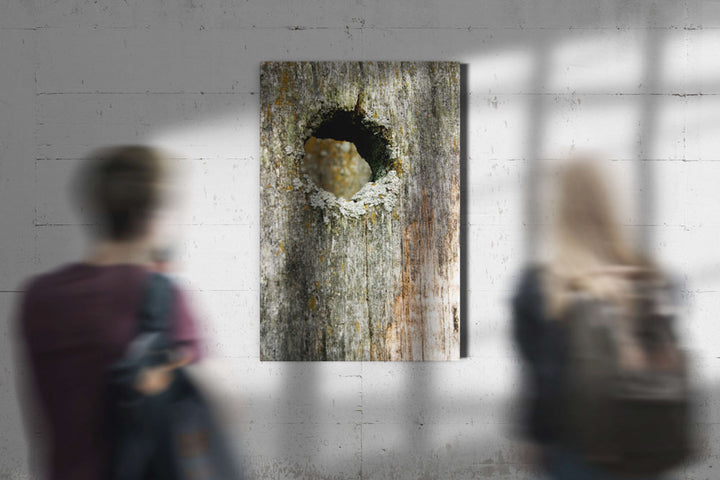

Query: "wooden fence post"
<box><xmin>260</xmin><ymin>61</ymin><xmax>460</xmax><ymax>361</ymax></box>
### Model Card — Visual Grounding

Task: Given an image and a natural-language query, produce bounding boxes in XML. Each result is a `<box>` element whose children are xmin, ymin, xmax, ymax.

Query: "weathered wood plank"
<box><xmin>260</xmin><ymin>61</ymin><xmax>460</xmax><ymax>361</ymax></box>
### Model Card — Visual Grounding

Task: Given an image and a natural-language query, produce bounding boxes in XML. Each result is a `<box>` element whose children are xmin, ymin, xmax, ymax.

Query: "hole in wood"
<box><xmin>303</xmin><ymin>137</ymin><xmax>371</xmax><ymax>200</ymax></box>
<box><xmin>302</xmin><ymin>108</ymin><xmax>393</xmax><ymax>201</ymax></box>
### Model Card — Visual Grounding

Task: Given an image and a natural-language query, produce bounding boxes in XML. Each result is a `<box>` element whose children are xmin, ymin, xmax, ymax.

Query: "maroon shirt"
<box><xmin>16</xmin><ymin>263</ymin><xmax>202</xmax><ymax>480</ymax></box>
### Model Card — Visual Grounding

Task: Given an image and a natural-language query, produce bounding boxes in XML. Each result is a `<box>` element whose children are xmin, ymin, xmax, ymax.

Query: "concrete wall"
<box><xmin>2</xmin><ymin>1</ymin><xmax>719</xmax><ymax>478</ymax></box>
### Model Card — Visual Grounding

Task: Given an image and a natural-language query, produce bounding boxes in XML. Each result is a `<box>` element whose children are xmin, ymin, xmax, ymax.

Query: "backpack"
<box><xmin>106</xmin><ymin>273</ymin><xmax>244</xmax><ymax>480</ymax></box>
<box><xmin>561</xmin><ymin>274</ymin><xmax>692</xmax><ymax>476</ymax></box>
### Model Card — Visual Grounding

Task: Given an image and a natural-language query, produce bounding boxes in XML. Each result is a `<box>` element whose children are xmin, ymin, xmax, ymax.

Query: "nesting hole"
<box><xmin>303</xmin><ymin>109</ymin><xmax>393</xmax><ymax>200</ymax></box>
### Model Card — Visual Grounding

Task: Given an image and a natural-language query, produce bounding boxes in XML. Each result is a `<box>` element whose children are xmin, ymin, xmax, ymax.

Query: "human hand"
<box><xmin>133</xmin><ymin>350</ymin><xmax>191</xmax><ymax>395</ymax></box>
<box><xmin>134</xmin><ymin>365</ymin><xmax>175</xmax><ymax>395</ymax></box>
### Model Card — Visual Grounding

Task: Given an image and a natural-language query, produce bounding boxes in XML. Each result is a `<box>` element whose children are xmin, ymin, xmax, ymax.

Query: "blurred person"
<box><xmin>512</xmin><ymin>158</ymin><xmax>691</xmax><ymax>480</ymax></box>
<box><xmin>14</xmin><ymin>146</ymin><xmax>202</xmax><ymax>480</ymax></box>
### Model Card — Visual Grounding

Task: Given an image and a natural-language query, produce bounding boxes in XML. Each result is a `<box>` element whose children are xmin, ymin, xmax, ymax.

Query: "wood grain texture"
<box><xmin>260</xmin><ymin>61</ymin><xmax>460</xmax><ymax>361</ymax></box>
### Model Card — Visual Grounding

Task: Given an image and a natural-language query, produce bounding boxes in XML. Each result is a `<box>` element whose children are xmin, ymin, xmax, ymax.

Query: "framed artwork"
<box><xmin>260</xmin><ymin>61</ymin><xmax>460</xmax><ymax>361</ymax></box>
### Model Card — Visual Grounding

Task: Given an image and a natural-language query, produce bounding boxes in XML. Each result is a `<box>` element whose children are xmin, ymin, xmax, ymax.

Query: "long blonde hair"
<box><xmin>545</xmin><ymin>158</ymin><xmax>655</xmax><ymax>317</ymax></box>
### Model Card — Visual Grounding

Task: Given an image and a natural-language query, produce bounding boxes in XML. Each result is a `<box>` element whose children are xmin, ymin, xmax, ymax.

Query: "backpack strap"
<box><xmin>136</xmin><ymin>272</ymin><xmax>175</xmax><ymax>335</ymax></box>
<box><xmin>111</xmin><ymin>273</ymin><xmax>176</xmax><ymax>380</ymax></box>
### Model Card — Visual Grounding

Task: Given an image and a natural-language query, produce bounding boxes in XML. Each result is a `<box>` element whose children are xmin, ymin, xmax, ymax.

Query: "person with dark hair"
<box><xmin>15</xmin><ymin>146</ymin><xmax>202</xmax><ymax>480</ymax></box>
<box><xmin>80</xmin><ymin>145</ymin><xmax>169</xmax><ymax>242</ymax></box>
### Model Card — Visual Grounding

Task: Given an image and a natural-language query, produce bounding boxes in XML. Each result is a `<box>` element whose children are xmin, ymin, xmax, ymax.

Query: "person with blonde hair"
<box><xmin>512</xmin><ymin>158</ymin><xmax>688</xmax><ymax>479</ymax></box>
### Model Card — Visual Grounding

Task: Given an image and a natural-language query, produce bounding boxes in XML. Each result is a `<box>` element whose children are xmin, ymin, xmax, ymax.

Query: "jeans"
<box><xmin>542</xmin><ymin>448</ymin><xmax>669</xmax><ymax>480</ymax></box>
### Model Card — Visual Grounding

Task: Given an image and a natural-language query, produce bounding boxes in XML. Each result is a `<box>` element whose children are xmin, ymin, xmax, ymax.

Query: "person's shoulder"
<box><xmin>141</xmin><ymin>272</ymin><xmax>195</xmax><ymax>311</ymax></box>
<box><xmin>515</xmin><ymin>264</ymin><xmax>546</xmax><ymax>291</ymax></box>
<box><xmin>511</xmin><ymin>264</ymin><xmax>548</xmax><ymax>311</ymax></box>
<box><xmin>19</xmin><ymin>274</ymin><xmax>41</xmax><ymax>297</ymax></box>
<box><xmin>15</xmin><ymin>264</ymin><xmax>88</xmax><ymax>333</ymax></box>
<box><xmin>19</xmin><ymin>263</ymin><xmax>81</xmax><ymax>297</ymax></box>
<box><xmin>144</xmin><ymin>271</ymin><xmax>185</xmax><ymax>293</ymax></box>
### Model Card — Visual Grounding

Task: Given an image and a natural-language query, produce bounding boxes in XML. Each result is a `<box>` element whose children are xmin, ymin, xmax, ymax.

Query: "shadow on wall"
<box><xmin>197</xmin><ymin>367</ymin><xmax>719</xmax><ymax>479</ymax></box>
<box><xmin>18</xmin><ymin>1</ymin><xmax>720</xmax><ymax>478</ymax></box>
<box><xmin>153</xmin><ymin>17</ymin><xmax>714</xmax><ymax>480</ymax></box>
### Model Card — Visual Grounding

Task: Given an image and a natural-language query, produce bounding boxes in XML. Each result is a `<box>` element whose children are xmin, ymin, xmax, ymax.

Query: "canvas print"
<box><xmin>260</xmin><ymin>61</ymin><xmax>460</xmax><ymax>361</ymax></box>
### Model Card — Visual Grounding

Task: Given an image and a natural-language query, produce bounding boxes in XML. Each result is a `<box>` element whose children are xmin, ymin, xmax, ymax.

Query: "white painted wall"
<box><xmin>2</xmin><ymin>1</ymin><xmax>720</xmax><ymax>478</ymax></box>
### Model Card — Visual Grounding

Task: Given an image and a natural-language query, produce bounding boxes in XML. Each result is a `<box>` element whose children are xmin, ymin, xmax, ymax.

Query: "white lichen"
<box><xmin>296</xmin><ymin>169</ymin><xmax>401</xmax><ymax>223</ymax></box>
